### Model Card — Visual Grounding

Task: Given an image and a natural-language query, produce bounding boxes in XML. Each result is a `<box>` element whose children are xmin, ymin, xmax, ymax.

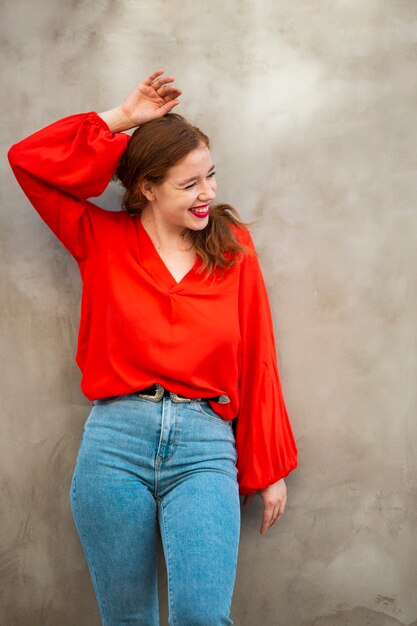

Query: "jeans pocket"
<box><xmin>196</xmin><ymin>401</ymin><xmax>233</xmax><ymax>427</ymax></box>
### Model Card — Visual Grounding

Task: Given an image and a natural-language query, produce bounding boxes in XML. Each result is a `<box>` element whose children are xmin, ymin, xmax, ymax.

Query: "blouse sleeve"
<box><xmin>235</xmin><ymin>228</ymin><xmax>298</xmax><ymax>496</ymax></box>
<box><xmin>7</xmin><ymin>111</ymin><xmax>130</xmax><ymax>261</ymax></box>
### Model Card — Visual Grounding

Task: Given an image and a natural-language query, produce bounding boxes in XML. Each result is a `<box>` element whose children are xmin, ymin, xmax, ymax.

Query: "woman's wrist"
<box><xmin>97</xmin><ymin>106</ymin><xmax>134</xmax><ymax>133</ymax></box>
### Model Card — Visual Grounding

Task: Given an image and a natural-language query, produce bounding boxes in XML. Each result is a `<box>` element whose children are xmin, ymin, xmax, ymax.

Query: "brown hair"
<box><xmin>113</xmin><ymin>113</ymin><xmax>255</xmax><ymax>276</ymax></box>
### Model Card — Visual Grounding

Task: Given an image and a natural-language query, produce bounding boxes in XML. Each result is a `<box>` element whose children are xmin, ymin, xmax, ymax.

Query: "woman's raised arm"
<box><xmin>8</xmin><ymin>70</ymin><xmax>181</xmax><ymax>261</ymax></box>
<box><xmin>8</xmin><ymin>112</ymin><xmax>129</xmax><ymax>260</ymax></box>
<box><xmin>99</xmin><ymin>69</ymin><xmax>182</xmax><ymax>132</ymax></box>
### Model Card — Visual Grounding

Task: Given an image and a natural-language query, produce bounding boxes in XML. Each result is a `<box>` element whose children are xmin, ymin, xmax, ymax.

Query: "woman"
<box><xmin>8</xmin><ymin>70</ymin><xmax>297</xmax><ymax>626</ymax></box>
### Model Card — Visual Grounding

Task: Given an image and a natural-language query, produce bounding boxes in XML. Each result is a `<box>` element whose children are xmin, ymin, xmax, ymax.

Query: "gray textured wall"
<box><xmin>1</xmin><ymin>1</ymin><xmax>416</xmax><ymax>625</ymax></box>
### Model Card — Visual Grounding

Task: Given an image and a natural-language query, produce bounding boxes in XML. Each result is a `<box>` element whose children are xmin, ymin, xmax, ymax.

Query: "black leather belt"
<box><xmin>136</xmin><ymin>383</ymin><xmax>230</xmax><ymax>405</ymax></box>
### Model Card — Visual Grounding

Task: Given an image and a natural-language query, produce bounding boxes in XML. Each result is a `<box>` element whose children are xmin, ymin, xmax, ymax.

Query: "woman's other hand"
<box><xmin>243</xmin><ymin>478</ymin><xmax>287</xmax><ymax>535</ymax></box>
<box><xmin>98</xmin><ymin>69</ymin><xmax>182</xmax><ymax>133</ymax></box>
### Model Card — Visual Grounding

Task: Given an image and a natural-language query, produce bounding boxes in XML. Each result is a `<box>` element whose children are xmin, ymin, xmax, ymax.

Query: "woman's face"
<box><xmin>141</xmin><ymin>144</ymin><xmax>217</xmax><ymax>234</ymax></box>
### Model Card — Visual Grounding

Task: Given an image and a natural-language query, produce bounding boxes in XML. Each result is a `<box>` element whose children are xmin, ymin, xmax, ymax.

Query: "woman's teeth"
<box><xmin>189</xmin><ymin>205</ymin><xmax>209</xmax><ymax>218</ymax></box>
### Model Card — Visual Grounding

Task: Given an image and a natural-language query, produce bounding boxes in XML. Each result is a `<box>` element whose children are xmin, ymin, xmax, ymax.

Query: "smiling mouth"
<box><xmin>188</xmin><ymin>204</ymin><xmax>210</xmax><ymax>215</ymax></box>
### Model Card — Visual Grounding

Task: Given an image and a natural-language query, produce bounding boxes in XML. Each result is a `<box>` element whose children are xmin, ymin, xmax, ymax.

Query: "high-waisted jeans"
<box><xmin>69</xmin><ymin>393</ymin><xmax>241</xmax><ymax>626</ymax></box>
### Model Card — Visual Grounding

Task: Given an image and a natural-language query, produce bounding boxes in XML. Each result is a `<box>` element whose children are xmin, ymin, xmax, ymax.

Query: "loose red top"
<box><xmin>8</xmin><ymin>111</ymin><xmax>298</xmax><ymax>495</ymax></box>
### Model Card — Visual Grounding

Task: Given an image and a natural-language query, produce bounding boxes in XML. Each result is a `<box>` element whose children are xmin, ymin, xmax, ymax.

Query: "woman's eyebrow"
<box><xmin>179</xmin><ymin>164</ymin><xmax>215</xmax><ymax>186</ymax></box>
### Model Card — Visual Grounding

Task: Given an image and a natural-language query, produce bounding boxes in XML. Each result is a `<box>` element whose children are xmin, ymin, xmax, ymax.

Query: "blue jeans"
<box><xmin>69</xmin><ymin>393</ymin><xmax>241</xmax><ymax>625</ymax></box>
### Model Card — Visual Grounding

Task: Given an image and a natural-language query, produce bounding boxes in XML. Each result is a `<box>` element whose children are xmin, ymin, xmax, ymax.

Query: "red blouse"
<box><xmin>8</xmin><ymin>111</ymin><xmax>297</xmax><ymax>496</ymax></box>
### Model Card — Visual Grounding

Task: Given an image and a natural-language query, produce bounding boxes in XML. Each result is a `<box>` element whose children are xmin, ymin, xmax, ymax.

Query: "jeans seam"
<box><xmin>70</xmin><ymin>473</ymin><xmax>109</xmax><ymax>626</ymax></box>
<box><xmin>156</xmin><ymin>399</ymin><xmax>177</xmax><ymax>463</ymax></box>
<box><xmin>159</xmin><ymin>499</ymin><xmax>177</xmax><ymax>626</ymax></box>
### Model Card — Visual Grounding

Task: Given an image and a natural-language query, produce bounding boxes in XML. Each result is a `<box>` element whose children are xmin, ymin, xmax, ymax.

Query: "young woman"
<box><xmin>8</xmin><ymin>69</ymin><xmax>297</xmax><ymax>626</ymax></box>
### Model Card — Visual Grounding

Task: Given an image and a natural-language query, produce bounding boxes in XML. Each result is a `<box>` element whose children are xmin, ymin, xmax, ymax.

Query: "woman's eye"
<box><xmin>183</xmin><ymin>172</ymin><xmax>215</xmax><ymax>190</ymax></box>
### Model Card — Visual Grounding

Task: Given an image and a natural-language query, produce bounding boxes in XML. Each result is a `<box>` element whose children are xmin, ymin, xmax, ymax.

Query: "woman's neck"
<box><xmin>140</xmin><ymin>209</ymin><xmax>193</xmax><ymax>253</ymax></box>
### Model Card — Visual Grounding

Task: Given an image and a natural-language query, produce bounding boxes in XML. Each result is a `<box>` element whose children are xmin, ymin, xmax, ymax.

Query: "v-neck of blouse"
<box><xmin>134</xmin><ymin>215</ymin><xmax>201</xmax><ymax>293</ymax></box>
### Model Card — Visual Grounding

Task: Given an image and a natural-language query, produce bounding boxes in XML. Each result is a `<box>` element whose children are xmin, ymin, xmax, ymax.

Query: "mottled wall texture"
<box><xmin>1</xmin><ymin>1</ymin><xmax>416</xmax><ymax>625</ymax></box>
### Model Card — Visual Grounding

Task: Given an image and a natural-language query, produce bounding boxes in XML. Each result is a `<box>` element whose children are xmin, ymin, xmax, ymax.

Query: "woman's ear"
<box><xmin>138</xmin><ymin>179</ymin><xmax>156</xmax><ymax>202</ymax></box>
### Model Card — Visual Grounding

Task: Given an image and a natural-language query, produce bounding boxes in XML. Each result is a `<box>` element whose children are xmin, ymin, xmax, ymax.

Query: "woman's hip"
<box><xmin>72</xmin><ymin>393</ymin><xmax>238</xmax><ymax>497</ymax></box>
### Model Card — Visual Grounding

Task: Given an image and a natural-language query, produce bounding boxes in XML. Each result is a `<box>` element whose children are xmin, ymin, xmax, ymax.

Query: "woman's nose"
<box><xmin>198</xmin><ymin>180</ymin><xmax>216</xmax><ymax>200</ymax></box>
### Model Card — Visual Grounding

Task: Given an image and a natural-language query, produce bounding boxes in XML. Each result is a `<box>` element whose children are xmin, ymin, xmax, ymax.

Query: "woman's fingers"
<box><xmin>143</xmin><ymin>72</ymin><xmax>182</xmax><ymax>108</ymax></box>
<box><xmin>260</xmin><ymin>500</ymin><xmax>275</xmax><ymax>534</ymax></box>
<box><xmin>139</xmin><ymin>70</ymin><xmax>182</xmax><ymax>105</ymax></box>
<box><xmin>260</xmin><ymin>492</ymin><xmax>287</xmax><ymax>534</ymax></box>
<box><xmin>269</xmin><ymin>498</ymin><xmax>286</xmax><ymax>528</ymax></box>
<box><xmin>242</xmin><ymin>484</ymin><xmax>287</xmax><ymax>534</ymax></box>
<box><xmin>158</xmin><ymin>99</ymin><xmax>181</xmax><ymax>116</ymax></box>
<box><xmin>143</xmin><ymin>69</ymin><xmax>166</xmax><ymax>85</ymax></box>
<box><xmin>116</xmin><ymin>70</ymin><xmax>181</xmax><ymax>128</ymax></box>
<box><xmin>153</xmin><ymin>78</ymin><xmax>175</xmax><ymax>92</ymax></box>
<box><xmin>150</xmin><ymin>75</ymin><xmax>175</xmax><ymax>92</ymax></box>
<box><xmin>157</xmin><ymin>85</ymin><xmax>182</xmax><ymax>100</ymax></box>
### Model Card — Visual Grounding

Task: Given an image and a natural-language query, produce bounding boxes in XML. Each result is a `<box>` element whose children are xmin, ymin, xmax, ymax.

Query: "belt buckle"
<box><xmin>137</xmin><ymin>383</ymin><xmax>165</xmax><ymax>402</ymax></box>
<box><xmin>170</xmin><ymin>391</ymin><xmax>192</xmax><ymax>404</ymax></box>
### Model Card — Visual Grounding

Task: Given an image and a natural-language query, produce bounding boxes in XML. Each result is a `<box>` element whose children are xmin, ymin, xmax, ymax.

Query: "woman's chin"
<box><xmin>187</xmin><ymin>217</ymin><xmax>210</xmax><ymax>230</ymax></box>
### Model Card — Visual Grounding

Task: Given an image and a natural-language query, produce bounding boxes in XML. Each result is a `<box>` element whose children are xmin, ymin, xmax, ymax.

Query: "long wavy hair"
<box><xmin>113</xmin><ymin>113</ymin><xmax>254</xmax><ymax>275</ymax></box>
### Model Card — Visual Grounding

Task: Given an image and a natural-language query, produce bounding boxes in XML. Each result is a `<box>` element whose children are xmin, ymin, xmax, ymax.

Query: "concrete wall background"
<box><xmin>1</xmin><ymin>1</ymin><xmax>416</xmax><ymax>625</ymax></box>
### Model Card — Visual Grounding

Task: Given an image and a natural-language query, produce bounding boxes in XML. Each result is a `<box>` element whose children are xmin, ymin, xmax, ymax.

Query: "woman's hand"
<box><xmin>243</xmin><ymin>478</ymin><xmax>287</xmax><ymax>535</ymax></box>
<box><xmin>98</xmin><ymin>69</ymin><xmax>182</xmax><ymax>133</ymax></box>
